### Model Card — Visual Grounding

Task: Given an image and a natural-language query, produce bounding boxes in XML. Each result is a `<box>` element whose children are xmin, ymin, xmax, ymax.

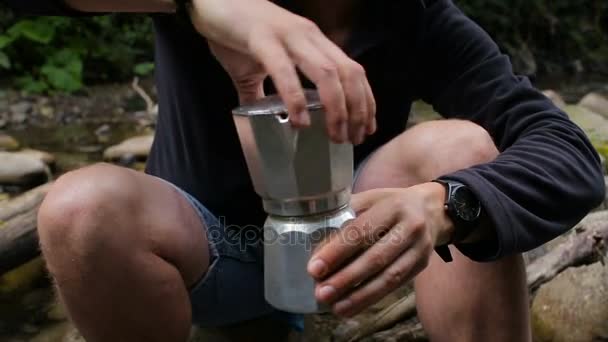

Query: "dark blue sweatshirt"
<box><xmin>5</xmin><ymin>0</ymin><xmax>605</xmax><ymax>262</ymax></box>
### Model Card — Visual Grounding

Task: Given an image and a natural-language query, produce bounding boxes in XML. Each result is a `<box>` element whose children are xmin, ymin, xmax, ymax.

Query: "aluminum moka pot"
<box><xmin>232</xmin><ymin>89</ymin><xmax>355</xmax><ymax>313</ymax></box>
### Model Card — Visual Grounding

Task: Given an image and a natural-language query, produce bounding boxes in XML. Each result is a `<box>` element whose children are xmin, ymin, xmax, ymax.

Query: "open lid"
<box><xmin>232</xmin><ymin>89</ymin><xmax>323</xmax><ymax>116</ymax></box>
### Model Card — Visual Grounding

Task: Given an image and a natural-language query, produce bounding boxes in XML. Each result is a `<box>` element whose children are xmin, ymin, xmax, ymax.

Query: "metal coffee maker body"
<box><xmin>232</xmin><ymin>90</ymin><xmax>355</xmax><ymax>313</ymax></box>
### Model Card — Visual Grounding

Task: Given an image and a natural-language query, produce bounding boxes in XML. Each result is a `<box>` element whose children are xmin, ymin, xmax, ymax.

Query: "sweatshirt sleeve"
<box><xmin>4</xmin><ymin>0</ymin><xmax>87</xmax><ymax>16</ymax></box>
<box><xmin>413</xmin><ymin>0</ymin><xmax>605</xmax><ymax>261</ymax></box>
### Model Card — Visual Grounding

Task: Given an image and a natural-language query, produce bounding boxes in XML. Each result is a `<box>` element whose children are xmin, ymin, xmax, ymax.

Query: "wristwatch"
<box><xmin>432</xmin><ymin>179</ymin><xmax>482</xmax><ymax>262</ymax></box>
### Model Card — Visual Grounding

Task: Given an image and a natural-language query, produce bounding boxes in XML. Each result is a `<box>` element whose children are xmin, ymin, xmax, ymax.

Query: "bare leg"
<box><xmin>37</xmin><ymin>163</ymin><xmax>210</xmax><ymax>342</ymax></box>
<box><xmin>353</xmin><ymin>119</ymin><xmax>532</xmax><ymax>342</ymax></box>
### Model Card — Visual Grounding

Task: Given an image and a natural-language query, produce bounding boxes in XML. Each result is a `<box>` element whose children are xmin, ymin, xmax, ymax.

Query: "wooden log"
<box><xmin>334</xmin><ymin>293</ymin><xmax>416</xmax><ymax>342</ymax></box>
<box><xmin>0</xmin><ymin>183</ymin><xmax>51</xmax><ymax>274</ymax></box>
<box><xmin>0</xmin><ymin>182</ymin><xmax>51</xmax><ymax>222</ymax></box>
<box><xmin>526</xmin><ymin>210</ymin><xmax>608</xmax><ymax>292</ymax></box>
<box><xmin>363</xmin><ymin>320</ymin><xmax>426</xmax><ymax>342</ymax></box>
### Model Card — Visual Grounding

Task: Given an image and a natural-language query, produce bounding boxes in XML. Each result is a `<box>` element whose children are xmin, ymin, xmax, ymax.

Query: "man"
<box><xmin>6</xmin><ymin>0</ymin><xmax>604</xmax><ymax>341</ymax></box>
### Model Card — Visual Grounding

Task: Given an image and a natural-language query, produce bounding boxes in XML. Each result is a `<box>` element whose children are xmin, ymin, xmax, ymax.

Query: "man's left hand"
<box><xmin>307</xmin><ymin>182</ymin><xmax>454</xmax><ymax>317</ymax></box>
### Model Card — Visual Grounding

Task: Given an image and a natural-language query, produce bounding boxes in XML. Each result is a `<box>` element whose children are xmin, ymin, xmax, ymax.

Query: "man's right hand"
<box><xmin>188</xmin><ymin>0</ymin><xmax>376</xmax><ymax>144</ymax></box>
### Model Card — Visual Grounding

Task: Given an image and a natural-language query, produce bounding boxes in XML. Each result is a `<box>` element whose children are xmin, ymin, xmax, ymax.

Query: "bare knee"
<box><xmin>403</xmin><ymin>119</ymin><xmax>499</xmax><ymax>181</ymax></box>
<box><xmin>38</xmin><ymin>163</ymin><xmax>143</xmax><ymax>262</ymax></box>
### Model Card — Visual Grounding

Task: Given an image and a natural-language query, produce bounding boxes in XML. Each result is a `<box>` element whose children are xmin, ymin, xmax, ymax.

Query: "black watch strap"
<box><xmin>435</xmin><ymin>245</ymin><xmax>453</xmax><ymax>262</ymax></box>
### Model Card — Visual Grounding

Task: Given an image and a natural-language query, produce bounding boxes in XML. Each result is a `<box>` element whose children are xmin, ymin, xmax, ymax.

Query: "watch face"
<box><xmin>453</xmin><ymin>186</ymin><xmax>481</xmax><ymax>221</ymax></box>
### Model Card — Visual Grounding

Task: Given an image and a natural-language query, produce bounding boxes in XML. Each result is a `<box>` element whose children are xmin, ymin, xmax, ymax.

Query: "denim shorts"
<box><xmin>163</xmin><ymin>154</ymin><xmax>374</xmax><ymax>332</ymax></box>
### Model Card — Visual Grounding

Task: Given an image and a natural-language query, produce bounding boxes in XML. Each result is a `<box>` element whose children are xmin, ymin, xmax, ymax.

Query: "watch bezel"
<box><xmin>433</xmin><ymin>179</ymin><xmax>481</xmax><ymax>244</ymax></box>
<box><xmin>450</xmin><ymin>184</ymin><xmax>481</xmax><ymax>223</ymax></box>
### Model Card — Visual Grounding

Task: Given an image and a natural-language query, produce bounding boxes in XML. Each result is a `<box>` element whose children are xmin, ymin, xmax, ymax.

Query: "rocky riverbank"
<box><xmin>1</xmin><ymin>80</ymin><xmax>607</xmax><ymax>341</ymax></box>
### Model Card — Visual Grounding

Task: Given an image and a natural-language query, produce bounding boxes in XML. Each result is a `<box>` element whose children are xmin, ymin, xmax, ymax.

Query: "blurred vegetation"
<box><xmin>456</xmin><ymin>0</ymin><xmax>608</xmax><ymax>78</ymax></box>
<box><xmin>0</xmin><ymin>6</ymin><xmax>154</xmax><ymax>93</ymax></box>
<box><xmin>0</xmin><ymin>0</ymin><xmax>607</xmax><ymax>94</ymax></box>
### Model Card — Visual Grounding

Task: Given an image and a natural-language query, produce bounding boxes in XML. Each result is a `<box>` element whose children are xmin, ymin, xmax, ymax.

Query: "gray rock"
<box><xmin>11</xmin><ymin>111</ymin><xmax>27</xmax><ymax>124</ymax></box>
<box><xmin>579</xmin><ymin>92</ymin><xmax>608</xmax><ymax>119</ymax></box>
<box><xmin>13</xmin><ymin>149</ymin><xmax>56</xmax><ymax>167</ymax></box>
<box><xmin>531</xmin><ymin>262</ymin><xmax>608</xmax><ymax>342</ymax></box>
<box><xmin>564</xmin><ymin>105</ymin><xmax>608</xmax><ymax>144</ymax></box>
<box><xmin>10</xmin><ymin>101</ymin><xmax>32</xmax><ymax>116</ymax></box>
<box><xmin>542</xmin><ymin>90</ymin><xmax>566</xmax><ymax>109</ymax></box>
<box><xmin>62</xmin><ymin>326</ymin><xmax>86</xmax><ymax>342</ymax></box>
<box><xmin>0</xmin><ymin>133</ymin><xmax>19</xmax><ymax>151</ymax></box>
<box><xmin>103</xmin><ymin>135</ymin><xmax>154</xmax><ymax>161</ymax></box>
<box><xmin>0</xmin><ymin>152</ymin><xmax>50</xmax><ymax>185</ymax></box>
<box><xmin>94</xmin><ymin>124</ymin><xmax>111</xmax><ymax>143</ymax></box>
<box><xmin>38</xmin><ymin>105</ymin><xmax>55</xmax><ymax>119</ymax></box>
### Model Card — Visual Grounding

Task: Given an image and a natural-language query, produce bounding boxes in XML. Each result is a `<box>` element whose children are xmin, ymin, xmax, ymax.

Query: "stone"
<box><xmin>13</xmin><ymin>149</ymin><xmax>55</xmax><ymax>166</ymax></box>
<box><xmin>103</xmin><ymin>135</ymin><xmax>154</xmax><ymax>161</ymax></box>
<box><xmin>563</xmin><ymin>105</ymin><xmax>608</xmax><ymax>159</ymax></box>
<box><xmin>46</xmin><ymin>298</ymin><xmax>68</xmax><ymax>321</ymax></box>
<box><xmin>0</xmin><ymin>152</ymin><xmax>49</xmax><ymax>186</ymax></box>
<box><xmin>0</xmin><ymin>133</ymin><xmax>19</xmax><ymax>151</ymax></box>
<box><xmin>94</xmin><ymin>124</ymin><xmax>111</xmax><ymax>143</ymax></box>
<box><xmin>38</xmin><ymin>105</ymin><xmax>54</xmax><ymax>119</ymax></box>
<box><xmin>62</xmin><ymin>326</ymin><xmax>86</xmax><ymax>342</ymax></box>
<box><xmin>0</xmin><ymin>258</ymin><xmax>46</xmax><ymax>296</ymax></box>
<box><xmin>11</xmin><ymin>112</ymin><xmax>27</xmax><ymax>124</ymax></box>
<box><xmin>542</xmin><ymin>90</ymin><xmax>566</xmax><ymax>109</ymax></box>
<box><xmin>531</xmin><ymin>262</ymin><xmax>608</xmax><ymax>342</ymax></box>
<box><xmin>409</xmin><ymin>101</ymin><xmax>442</xmax><ymax>126</ymax></box>
<box><xmin>9</xmin><ymin>101</ymin><xmax>32</xmax><ymax>116</ymax></box>
<box><xmin>579</xmin><ymin>92</ymin><xmax>608</xmax><ymax>118</ymax></box>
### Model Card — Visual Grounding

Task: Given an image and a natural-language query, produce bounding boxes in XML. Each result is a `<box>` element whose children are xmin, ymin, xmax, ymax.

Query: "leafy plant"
<box><xmin>0</xmin><ymin>5</ymin><xmax>154</xmax><ymax>93</ymax></box>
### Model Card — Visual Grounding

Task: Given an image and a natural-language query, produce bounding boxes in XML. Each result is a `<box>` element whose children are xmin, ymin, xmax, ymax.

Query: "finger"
<box><xmin>285</xmin><ymin>35</ymin><xmax>348</xmax><ymax>142</ymax></box>
<box><xmin>362</xmin><ymin>79</ymin><xmax>377</xmax><ymax>135</ymax></box>
<box><xmin>332</xmin><ymin>244</ymin><xmax>429</xmax><ymax>318</ymax></box>
<box><xmin>251</xmin><ymin>34</ymin><xmax>309</xmax><ymax>127</ymax></box>
<box><xmin>307</xmin><ymin>198</ymin><xmax>398</xmax><ymax>280</ymax></box>
<box><xmin>312</xmin><ymin>34</ymin><xmax>369</xmax><ymax>145</ymax></box>
<box><xmin>314</xmin><ymin>218</ymin><xmax>415</xmax><ymax>304</ymax></box>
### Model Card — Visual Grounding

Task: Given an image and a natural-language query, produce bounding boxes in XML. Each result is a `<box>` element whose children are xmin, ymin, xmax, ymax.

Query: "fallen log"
<box><xmin>334</xmin><ymin>292</ymin><xmax>416</xmax><ymax>342</ymax></box>
<box><xmin>363</xmin><ymin>320</ymin><xmax>426</xmax><ymax>342</ymax></box>
<box><xmin>0</xmin><ymin>183</ymin><xmax>51</xmax><ymax>274</ymax></box>
<box><xmin>526</xmin><ymin>210</ymin><xmax>608</xmax><ymax>292</ymax></box>
<box><xmin>0</xmin><ymin>182</ymin><xmax>51</xmax><ymax>222</ymax></box>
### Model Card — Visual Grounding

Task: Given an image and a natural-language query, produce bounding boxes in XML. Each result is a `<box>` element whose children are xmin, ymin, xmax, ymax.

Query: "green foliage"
<box><xmin>456</xmin><ymin>0</ymin><xmax>608</xmax><ymax>75</ymax></box>
<box><xmin>0</xmin><ymin>5</ymin><xmax>154</xmax><ymax>94</ymax></box>
<box><xmin>0</xmin><ymin>1</ymin><xmax>606</xmax><ymax>94</ymax></box>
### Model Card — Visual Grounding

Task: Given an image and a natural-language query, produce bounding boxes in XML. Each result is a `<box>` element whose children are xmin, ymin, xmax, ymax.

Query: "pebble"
<box><xmin>94</xmin><ymin>124</ymin><xmax>111</xmax><ymax>143</ymax></box>
<box><xmin>579</xmin><ymin>92</ymin><xmax>608</xmax><ymax>118</ymax></box>
<box><xmin>0</xmin><ymin>152</ymin><xmax>49</xmax><ymax>186</ymax></box>
<box><xmin>542</xmin><ymin>89</ymin><xmax>566</xmax><ymax>108</ymax></box>
<box><xmin>11</xmin><ymin>112</ymin><xmax>27</xmax><ymax>124</ymax></box>
<box><xmin>13</xmin><ymin>149</ymin><xmax>55</xmax><ymax>166</ymax></box>
<box><xmin>9</xmin><ymin>101</ymin><xmax>32</xmax><ymax>115</ymax></box>
<box><xmin>103</xmin><ymin>135</ymin><xmax>154</xmax><ymax>161</ymax></box>
<box><xmin>0</xmin><ymin>133</ymin><xmax>19</xmax><ymax>151</ymax></box>
<box><xmin>38</xmin><ymin>105</ymin><xmax>54</xmax><ymax>119</ymax></box>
